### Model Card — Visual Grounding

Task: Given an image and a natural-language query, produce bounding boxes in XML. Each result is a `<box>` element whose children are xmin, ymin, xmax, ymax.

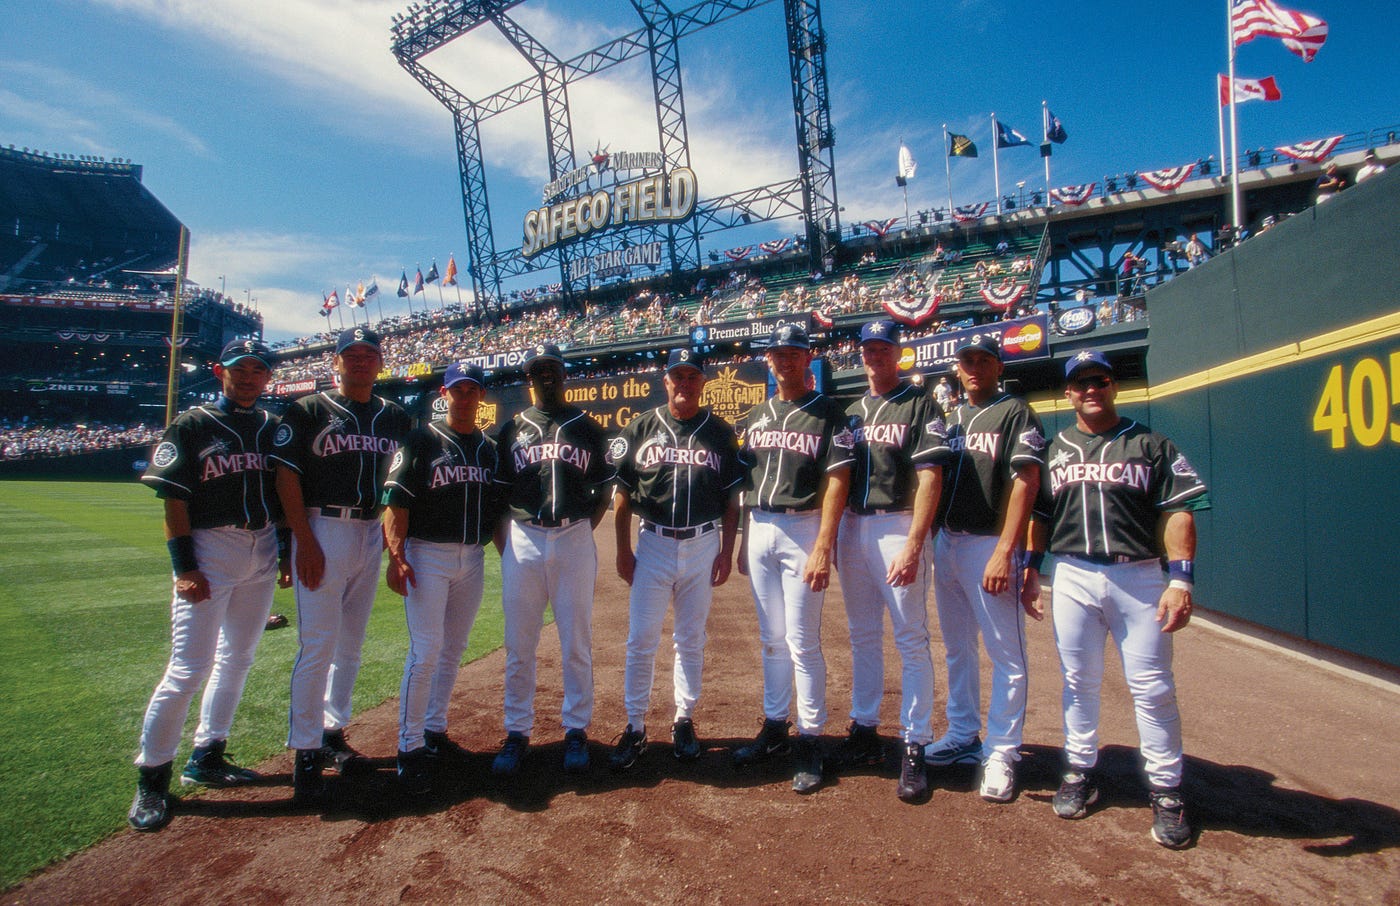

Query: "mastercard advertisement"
<box><xmin>898</xmin><ymin>314</ymin><xmax>1051</xmax><ymax>372</ymax></box>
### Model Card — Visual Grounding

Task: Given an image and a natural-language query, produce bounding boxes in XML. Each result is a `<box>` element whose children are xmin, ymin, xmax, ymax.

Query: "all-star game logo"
<box><xmin>702</xmin><ymin>367</ymin><xmax>766</xmax><ymax>427</ymax></box>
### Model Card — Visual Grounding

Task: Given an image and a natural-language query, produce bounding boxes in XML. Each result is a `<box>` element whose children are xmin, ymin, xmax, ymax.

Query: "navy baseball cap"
<box><xmin>768</xmin><ymin>323</ymin><xmax>810</xmax><ymax>350</ymax></box>
<box><xmin>443</xmin><ymin>362</ymin><xmax>486</xmax><ymax>388</ymax></box>
<box><xmin>666</xmin><ymin>348</ymin><xmax>705</xmax><ymax>373</ymax></box>
<box><xmin>335</xmin><ymin>327</ymin><xmax>382</xmax><ymax>355</ymax></box>
<box><xmin>955</xmin><ymin>336</ymin><xmax>1001</xmax><ymax>360</ymax></box>
<box><xmin>524</xmin><ymin>343</ymin><xmax>565</xmax><ymax>370</ymax></box>
<box><xmin>219</xmin><ymin>338</ymin><xmax>273</xmax><ymax>368</ymax></box>
<box><xmin>1065</xmin><ymin>349</ymin><xmax>1115</xmax><ymax>380</ymax></box>
<box><xmin>859</xmin><ymin>320</ymin><xmax>900</xmax><ymax>345</ymax></box>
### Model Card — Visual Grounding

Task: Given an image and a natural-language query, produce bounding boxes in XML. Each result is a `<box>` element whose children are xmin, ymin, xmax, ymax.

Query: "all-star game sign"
<box><xmin>521</xmin><ymin>147</ymin><xmax>698</xmax><ymax>259</ymax></box>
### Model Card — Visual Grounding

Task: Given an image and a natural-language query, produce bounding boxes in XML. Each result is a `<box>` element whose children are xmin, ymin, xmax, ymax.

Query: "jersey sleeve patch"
<box><xmin>1170</xmin><ymin>453</ymin><xmax>1198</xmax><ymax>478</ymax></box>
<box><xmin>152</xmin><ymin>441</ymin><xmax>179</xmax><ymax>468</ymax></box>
<box><xmin>389</xmin><ymin>449</ymin><xmax>405</xmax><ymax>474</ymax></box>
<box><xmin>832</xmin><ymin>426</ymin><xmax>856</xmax><ymax>450</ymax></box>
<box><xmin>1019</xmin><ymin>427</ymin><xmax>1047</xmax><ymax>452</ymax></box>
<box><xmin>273</xmin><ymin>423</ymin><xmax>293</xmax><ymax>447</ymax></box>
<box><xmin>607</xmin><ymin>435</ymin><xmax>629</xmax><ymax>464</ymax></box>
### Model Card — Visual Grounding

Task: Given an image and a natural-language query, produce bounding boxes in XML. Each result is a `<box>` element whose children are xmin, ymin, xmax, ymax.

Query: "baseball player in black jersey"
<box><xmin>382</xmin><ymin>362</ymin><xmax>502</xmax><ymax>794</ymax></box>
<box><xmin>1022</xmin><ymin>350</ymin><xmax>1208</xmax><ymax>848</ymax></box>
<box><xmin>733</xmin><ymin>324</ymin><xmax>854</xmax><ymax>794</ymax></box>
<box><xmin>930</xmin><ymin>335</ymin><xmax>1046</xmax><ymax>803</ymax></box>
<box><xmin>834</xmin><ymin>320</ymin><xmax>943</xmax><ymax>802</ymax></box>
<box><xmin>129</xmin><ymin>339</ymin><xmax>289</xmax><ymax>831</ymax></box>
<box><xmin>272</xmin><ymin>327</ymin><xmax>411</xmax><ymax>803</ymax></box>
<box><xmin>606</xmin><ymin>349</ymin><xmax>747</xmax><ymax>770</ymax></box>
<box><xmin>491</xmin><ymin>343</ymin><xmax>613</xmax><ymax>777</ymax></box>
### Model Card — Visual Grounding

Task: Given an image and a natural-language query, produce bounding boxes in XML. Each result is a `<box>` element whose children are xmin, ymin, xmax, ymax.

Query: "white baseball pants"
<box><xmin>501</xmin><ymin>519</ymin><xmax>597</xmax><ymax>735</ymax></box>
<box><xmin>746</xmin><ymin>509</ymin><xmax>827</xmax><ymax>735</ymax></box>
<box><xmin>933</xmin><ymin>530</ymin><xmax>1029</xmax><ymax>763</ymax></box>
<box><xmin>837</xmin><ymin>511</ymin><xmax>936</xmax><ymax>745</ymax></box>
<box><xmin>1052</xmin><ymin>557</ymin><xmax>1184</xmax><ymax>789</ymax></box>
<box><xmin>397</xmin><ymin>539</ymin><xmax>485</xmax><ymax>752</ymax></box>
<box><xmin>137</xmin><ymin>526</ymin><xmax>276</xmax><ymax>766</ymax></box>
<box><xmin>623</xmin><ymin>526</ymin><xmax>721</xmax><ymax>728</ymax></box>
<box><xmin>287</xmin><ymin>514</ymin><xmax>382</xmax><ymax>751</ymax></box>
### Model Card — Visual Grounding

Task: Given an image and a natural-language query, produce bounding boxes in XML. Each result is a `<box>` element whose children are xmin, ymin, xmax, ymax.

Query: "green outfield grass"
<box><xmin>0</xmin><ymin>480</ymin><xmax>506</xmax><ymax>889</ymax></box>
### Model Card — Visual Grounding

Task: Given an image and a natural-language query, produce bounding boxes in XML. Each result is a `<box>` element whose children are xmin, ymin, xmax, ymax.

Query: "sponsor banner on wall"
<box><xmin>1053</xmin><ymin>306</ymin><xmax>1097</xmax><ymax>336</ymax></box>
<box><xmin>28</xmin><ymin>381</ymin><xmax>103</xmax><ymax>393</ymax></box>
<box><xmin>690</xmin><ymin>313</ymin><xmax>813</xmax><ymax>347</ymax></box>
<box><xmin>898</xmin><ymin>314</ymin><xmax>1050</xmax><ymax>373</ymax></box>
<box><xmin>273</xmin><ymin>379</ymin><xmax>318</xmax><ymax>397</ymax></box>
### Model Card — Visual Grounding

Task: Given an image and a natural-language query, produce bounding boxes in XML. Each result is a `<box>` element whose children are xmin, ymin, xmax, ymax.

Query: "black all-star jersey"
<box><xmin>1037</xmin><ymin>418</ymin><xmax>1209</xmax><ymax>562</ymax></box>
<box><xmin>494</xmin><ymin>404</ymin><xmax>613</xmax><ymax>524</ymax></box>
<box><xmin>846</xmin><ymin>381</ymin><xmax>945</xmax><ymax>513</ymax></box>
<box><xmin>383</xmin><ymin>421</ymin><xmax>502</xmax><ymax>545</ymax></box>
<box><xmin>269</xmin><ymin>390</ymin><xmax>411</xmax><ymax>512</ymax></box>
<box><xmin>743</xmin><ymin>390</ymin><xmax>854</xmax><ymax>512</ymax></box>
<box><xmin>936</xmin><ymin>392</ymin><xmax>1046</xmax><ymax>534</ymax></box>
<box><xmin>142</xmin><ymin>396</ymin><xmax>281</xmax><ymax>529</ymax></box>
<box><xmin>609</xmin><ymin>405</ymin><xmax>748</xmax><ymax>528</ymax></box>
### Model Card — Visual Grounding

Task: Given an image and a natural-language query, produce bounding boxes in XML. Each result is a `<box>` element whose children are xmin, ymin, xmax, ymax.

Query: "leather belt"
<box><xmin>848</xmin><ymin>507</ymin><xmax>908</xmax><ymax>516</ymax></box>
<box><xmin>1062</xmin><ymin>553</ymin><xmax>1154</xmax><ymax>566</ymax></box>
<box><xmin>757</xmin><ymin>506</ymin><xmax>817</xmax><ymax>515</ymax></box>
<box><xmin>526</xmin><ymin>516</ymin><xmax>584</xmax><ymax>529</ymax></box>
<box><xmin>313</xmin><ymin>506</ymin><xmax>378</xmax><ymax>521</ymax></box>
<box><xmin>641</xmin><ymin>520</ymin><xmax>718</xmax><ymax>540</ymax></box>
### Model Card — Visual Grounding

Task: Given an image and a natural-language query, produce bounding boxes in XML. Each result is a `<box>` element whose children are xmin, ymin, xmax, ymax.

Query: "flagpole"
<box><xmin>991</xmin><ymin>113</ymin><xmax>1002</xmax><ymax>215</ymax></box>
<box><xmin>1042</xmin><ymin>101</ymin><xmax>1052</xmax><ymax>204</ymax></box>
<box><xmin>1227</xmin><ymin>0</ymin><xmax>1243</xmax><ymax>229</ymax></box>
<box><xmin>942</xmin><ymin>124</ymin><xmax>954</xmax><ymax>216</ymax></box>
<box><xmin>336</xmin><ymin>298</ymin><xmax>345</xmax><ymax>331</ymax></box>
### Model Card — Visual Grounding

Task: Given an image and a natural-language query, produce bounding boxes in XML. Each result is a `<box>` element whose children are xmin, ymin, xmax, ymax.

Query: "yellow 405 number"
<box><xmin>1311</xmin><ymin>352</ymin><xmax>1400</xmax><ymax>449</ymax></box>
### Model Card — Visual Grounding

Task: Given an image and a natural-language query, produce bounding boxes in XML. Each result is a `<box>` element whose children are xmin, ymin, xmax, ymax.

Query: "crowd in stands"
<box><xmin>0</xmin><ymin>420</ymin><xmax>161</xmax><ymax>460</ymax></box>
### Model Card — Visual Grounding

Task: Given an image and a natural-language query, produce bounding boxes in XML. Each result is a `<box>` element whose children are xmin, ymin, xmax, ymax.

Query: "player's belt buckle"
<box><xmin>235</xmin><ymin>521</ymin><xmax>270</xmax><ymax>531</ymax></box>
<box><xmin>760</xmin><ymin>506</ymin><xmax>812</xmax><ymax>515</ymax></box>
<box><xmin>316</xmin><ymin>506</ymin><xmax>376</xmax><ymax>521</ymax></box>
<box><xmin>643</xmin><ymin>520</ymin><xmax>717</xmax><ymax>540</ymax></box>
<box><xmin>527</xmin><ymin>516</ymin><xmax>582</xmax><ymax>529</ymax></box>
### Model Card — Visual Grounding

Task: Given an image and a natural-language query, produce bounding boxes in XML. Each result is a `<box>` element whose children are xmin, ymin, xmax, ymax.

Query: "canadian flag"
<box><xmin>1219</xmin><ymin>74</ymin><xmax>1282</xmax><ymax>106</ymax></box>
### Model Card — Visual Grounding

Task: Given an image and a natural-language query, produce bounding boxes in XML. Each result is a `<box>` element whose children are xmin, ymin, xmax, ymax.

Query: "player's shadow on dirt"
<box><xmin>1011</xmin><ymin>743</ymin><xmax>1400</xmax><ymax>856</ymax></box>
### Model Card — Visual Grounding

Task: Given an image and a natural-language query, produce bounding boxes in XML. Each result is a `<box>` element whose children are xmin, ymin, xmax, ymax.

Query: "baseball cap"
<box><xmin>335</xmin><ymin>327</ymin><xmax>382</xmax><ymax>355</ymax></box>
<box><xmin>524</xmin><ymin>343</ymin><xmax>565</xmax><ymax>370</ymax></box>
<box><xmin>443</xmin><ymin>361</ymin><xmax>486</xmax><ymax>388</ymax></box>
<box><xmin>955</xmin><ymin>336</ymin><xmax>1001</xmax><ymax>360</ymax></box>
<box><xmin>858</xmin><ymin>320</ymin><xmax>900</xmax><ymax>345</ymax></box>
<box><xmin>768</xmin><ymin>323</ymin><xmax>810</xmax><ymax>350</ymax></box>
<box><xmin>666</xmin><ymin>348</ymin><xmax>705</xmax><ymax>373</ymax></box>
<box><xmin>219</xmin><ymin>338</ymin><xmax>273</xmax><ymax>368</ymax></box>
<box><xmin>1064</xmin><ymin>349</ymin><xmax>1115</xmax><ymax>380</ymax></box>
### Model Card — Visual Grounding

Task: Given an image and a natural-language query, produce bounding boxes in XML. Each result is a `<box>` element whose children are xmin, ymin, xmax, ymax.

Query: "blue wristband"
<box><xmin>1025</xmin><ymin>551</ymin><xmax>1046</xmax><ymax>572</ymax></box>
<box><xmin>168</xmin><ymin>536</ymin><xmax>198</xmax><ymax>575</ymax></box>
<box><xmin>277</xmin><ymin>527</ymin><xmax>292</xmax><ymax>560</ymax></box>
<box><xmin>1167</xmin><ymin>559</ymin><xmax>1194</xmax><ymax>582</ymax></box>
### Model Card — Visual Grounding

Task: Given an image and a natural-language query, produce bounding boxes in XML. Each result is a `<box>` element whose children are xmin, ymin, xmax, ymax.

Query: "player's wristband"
<box><xmin>1024</xmin><ymin>551</ymin><xmax>1046</xmax><ymax>572</ymax></box>
<box><xmin>1167</xmin><ymin>560</ymin><xmax>1194</xmax><ymax>583</ymax></box>
<box><xmin>276</xmin><ymin>527</ymin><xmax>292</xmax><ymax>560</ymax></box>
<box><xmin>168</xmin><ymin>536</ymin><xmax>198</xmax><ymax>575</ymax></box>
<box><xmin>1168</xmin><ymin>579</ymin><xmax>1194</xmax><ymax>592</ymax></box>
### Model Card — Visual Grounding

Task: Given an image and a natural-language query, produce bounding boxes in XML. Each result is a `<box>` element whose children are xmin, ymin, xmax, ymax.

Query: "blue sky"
<box><xmin>3</xmin><ymin>0</ymin><xmax>1394</xmax><ymax>342</ymax></box>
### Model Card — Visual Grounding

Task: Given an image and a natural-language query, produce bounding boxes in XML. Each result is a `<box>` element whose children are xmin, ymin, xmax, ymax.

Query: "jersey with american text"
<box><xmin>743</xmin><ymin>390</ymin><xmax>854</xmax><ymax>512</ymax></box>
<box><xmin>937</xmin><ymin>392</ymin><xmax>1046</xmax><ymax>534</ymax></box>
<box><xmin>143</xmin><ymin>397</ymin><xmax>281</xmax><ymax>529</ymax></box>
<box><xmin>609</xmin><ymin>405</ymin><xmax>747</xmax><ymax>527</ymax></box>
<box><xmin>1036</xmin><ymin>419</ymin><xmax>1209</xmax><ymax>561</ymax></box>
<box><xmin>494</xmin><ymin>404</ymin><xmax>612</xmax><ymax>523</ymax></box>
<box><xmin>383</xmin><ymin>422</ymin><xmax>502</xmax><ymax>545</ymax></box>
<box><xmin>269</xmin><ymin>390</ymin><xmax>411</xmax><ymax>511</ymax></box>
<box><xmin>846</xmin><ymin>381</ymin><xmax>945</xmax><ymax>513</ymax></box>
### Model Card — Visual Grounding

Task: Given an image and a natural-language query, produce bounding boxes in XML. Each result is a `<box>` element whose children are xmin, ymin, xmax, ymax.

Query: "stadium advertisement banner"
<box><xmin>3</xmin><ymin>295</ymin><xmax>167</xmax><ymax>313</ymax></box>
<box><xmin>522</xmin><ymin>167</ymin><xmax>697</xmax><ymax>258</ymax></box>
<box><xmin>899</xmin><ymin>314</ymin><xmax>1050</xmax><ymax>372</ymax></box>
<box><xmin>28</xmin><ymin>380</ymin><xmax>103</xmax><ymax>394</ymax></box>
<box><xmin>427</xmin><ymin>360</ymin><xmax>770</xmax><ymax>435</ymax></box>
<box><xmin>273</xmin><ymin>379</ymin><xmax>317</xmax><ymax>397</ymax></box>
<box><xmin>691</xmin><ymin>313</ymin><xmax>813</xmax><ymax>347</ymax></box>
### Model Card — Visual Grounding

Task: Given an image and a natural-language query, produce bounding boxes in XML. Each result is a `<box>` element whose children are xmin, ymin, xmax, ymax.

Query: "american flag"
<box><xmin>1231</xmin><ymin>0</ymin><xmax>1328</xmax><ymax>62</ymax></box>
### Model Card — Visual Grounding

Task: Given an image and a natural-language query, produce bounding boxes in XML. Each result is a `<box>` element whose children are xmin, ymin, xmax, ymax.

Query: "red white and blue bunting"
<box><xmin>952</xmin><ymin>203</ymin><xmax>989</xmax><ymax>223</ymax></box>
<box><xmin>864</xmin><ymin>218</ymin><xmax>899</xmax><ymax>237</ymax></box>
<box><xmin>1275</xmin><ymin>135</ymin><xmax>1343</xmax><ymax>163</ymax></box>
<box><xmin>1138</xmin><ymin>164</ymin><xmax>1196</xmax><ymax>192</ymax></box>
<box><xmin>725</xmin><ymin>246</ymin><xmax>754</xmax><ymax>261</ymax></box>
<box><xmin>1049</xmin><ymin>183</ymin><xmax>1097</xmax><ymax>206</ymax></box>
<box><xmin>981</xmin><ymin>282</ymin><xmax>1027</xmax><ymax>311</ymax></box>
<box><xmin>882</xmin><ymin>293</ymin><xmax>939</xmax><ymax>327</ymax></box>
<box><xmin>759</xmin><ymin>238</ymin><xmax>791</xmax><ymax>255</ymax></box>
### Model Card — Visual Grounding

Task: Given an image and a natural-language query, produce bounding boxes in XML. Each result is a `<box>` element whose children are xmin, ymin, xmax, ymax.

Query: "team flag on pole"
<box><xmin>996</xmin><ymin>122</ymin><xmax>1032</xmax><ymax>149</ymax></box>
<box><xmin>397</xmin><ymin>272</ymin><xmax>410</xmax><ymax>297</ymax></box>
<box><xmin>413</xmin><ymin>268</ymin><xmax>425</xmax><ymax>295</ymax></box>
<box><xmin>1219</xmin><ymin>74</ymin><xmax>1282</xmax><ymax>105</ymax></box>
<box><xmin>1231</xmin><ymin>0</ymin><xmax>1327</xmax><ymax>62</ymax></box>
<box><xmin>896</xmin><ymin>144</ymin><xmax>917</xmax><ymax>186</ymax></box>
<box><xmin>365</xmin><ymin>277</ymin><xmax>380</xmax><ymax>299</ymax></box>
<box><xmin>1043</xmin><ymin>108</ymin><xmax>1068</xmax><ymax>144</ymax></box>
<box><xmin>443</xmin><ymin>256</ymin><xmax>458</xmax><ymax>286</ymax></box>
<box><xmin>948</xmin><ymin>133</ymin><xmax>978</xmax><ymax>158</ymax></box>
<box><xmin>426</xmin><ymin>261</ymin><xmax>440</xmax><ymax>284</ymax></box>
<box><xmin>326</xmin><ymin>289</ymin><xmax>339</xmax><ymax>309</ymax></box>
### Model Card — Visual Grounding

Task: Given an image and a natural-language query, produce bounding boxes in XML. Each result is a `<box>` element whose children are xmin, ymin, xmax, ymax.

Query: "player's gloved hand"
<box><xmin>1156</xmin><ymin>586</ymin><xmax>1193</xmax><ymax>632</ymax></box>
<box><xmin>1019</xmin><ymin>569</ymin><xmax>1044</xmax><ymax>621</ymax></box>
<box><xmin>176</xmin><ymin>569</ymin><xmax>211</xmax><ymax>603</ymax></box>
<box><xmin>295</xmin><ymin>535</ymin><xmax>326</xmax><ymax>591</ymax></box>
<box><xmin>387</xmin><ymin>555</ymin><xmax>415</xmax><ymax>597</ymax></box>
<box><xmin>617</xmin><ymin>547</ymin><xmax>636</xmax><ymax>586</ymax></box>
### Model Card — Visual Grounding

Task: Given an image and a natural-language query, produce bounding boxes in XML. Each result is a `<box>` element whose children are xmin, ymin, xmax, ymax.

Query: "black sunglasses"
<box><xmin>1070</xmin><ymin>374</ymin><xmax>1113</xmax><ymax>391</ymax></box>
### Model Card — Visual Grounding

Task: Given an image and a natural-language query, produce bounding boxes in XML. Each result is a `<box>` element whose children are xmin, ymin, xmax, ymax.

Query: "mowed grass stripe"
<box><xmin>0</xmin><ymin>481</ymin><xmax>505</xmax><ymax>889</ymax></box>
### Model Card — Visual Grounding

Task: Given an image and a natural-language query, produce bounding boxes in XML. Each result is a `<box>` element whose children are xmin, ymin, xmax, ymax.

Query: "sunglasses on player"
<box><xmin>1070</xmin><ymin>374</ymin><xmax>1113</xmax><ymax>391</ymax></box>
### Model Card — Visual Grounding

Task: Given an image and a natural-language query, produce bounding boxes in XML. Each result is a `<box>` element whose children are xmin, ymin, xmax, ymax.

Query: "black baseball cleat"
<box><xmin>791</xmin><ymin>734</ymin><xmax>824</xmax><ymax>794</ymax></box>
<box><xmin>562</xmin><ymin>728</ymin><xmax>591</xmax><ymax>774</ymax></box>
<box><xmin>1052</xmin><ymin>771</ymin><xmax>1100</xmax><ymax>820</ymax></box>
<box><xmin>182</xmin><ymin>739</ymin><xmax>260</xmax><ymax>787</ymax></box>
<box><xmin>1150</xmin><ymin>787</ymin><xmax>1193</xmax><ymax>849</ymax></box>
<box><xmin>833</xmin><ymin>721</ymin><xmax>884</xmax><ymax>770</ymax></box>
<box><xmin>732</xmin><ymin>718</ymin><xmax>791</xmax><ymax>768</ymax></box>
<box><xmin>321</xmin><ymin>728</ymin><xmax>368</xmax><ymax>774</ymax></box>
<box><xmin>128</xmin><ymin>763</ymin><xmax>173</xmax><ymax>832</ymax></box>
<box><xmin>896</xmin><ymin>742</ymin><xmax>929</xmax><ymax>802</ymax></box>
<box><xmin>672</xmin><ymin>717</ymin><xmax>702</xmax><ymax>761</ymax></box>
<box><xmin>423</xmin><ymin>730</ymin><xmax>471</xmax><ymax>761</ymax></box>
<box><xmin>608</xmin><ymin>724</ymin><xmax>647</xmax><ymax>772</ymax></box>
<box><xmin>293</xmin><ymin>747</ymin><xmax>327</xmax><ymax>806</ymax></box>
<box><xmin>492</xmin><ymin>732</ymin><xmax>529</xmax><ymax>777</ymax></box>
<box><xmin>397</xmin><ymin>747</ymin><xmax>432</xmax><ymax>796</ymax></box>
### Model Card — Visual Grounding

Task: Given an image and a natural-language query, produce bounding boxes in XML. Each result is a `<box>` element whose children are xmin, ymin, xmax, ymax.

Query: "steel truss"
<box><xmin>391</xmin><ymin>0</ymin><xmax>839</xmax><ymax>303</ymax></box>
